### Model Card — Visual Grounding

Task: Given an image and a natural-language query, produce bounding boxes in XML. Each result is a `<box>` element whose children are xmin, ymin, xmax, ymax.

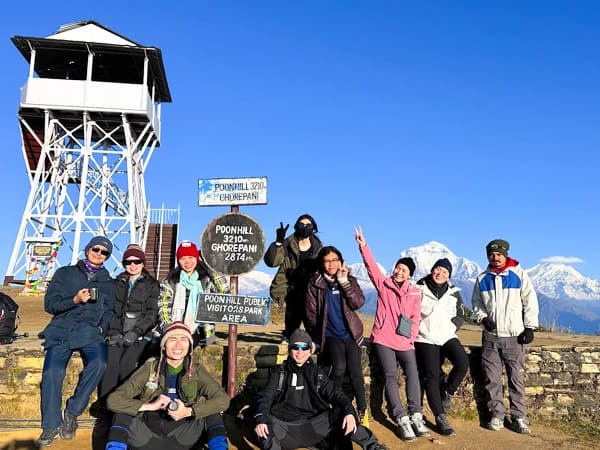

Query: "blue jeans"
<box><xmin>41</xmin><ymin>341</ymin><xmax>107</xmax><ymax>430</ymax></box>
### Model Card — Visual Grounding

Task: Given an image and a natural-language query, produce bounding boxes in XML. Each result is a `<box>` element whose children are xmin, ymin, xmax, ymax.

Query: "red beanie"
<box><xmin>176</xmin><ymin>240</ymin><xmax>199</xmax><ymax>261</ymax></box>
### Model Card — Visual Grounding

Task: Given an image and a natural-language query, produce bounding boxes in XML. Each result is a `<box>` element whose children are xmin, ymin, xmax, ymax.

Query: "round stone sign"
<box><xmin>201</xmin><ymin>213</ymin><xmax>265</xmax><ymax>275</ymax></box>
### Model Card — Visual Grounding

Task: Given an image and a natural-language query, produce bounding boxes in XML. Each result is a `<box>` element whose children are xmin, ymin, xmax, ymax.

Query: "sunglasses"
<box><xmin>290</xmin><ymin>343</ymin><xmax>310</xmax><ymax>351</ymax></box>
<box><xmin>91</xmin><ymin>247</ymin><xmax>110</xmax><ymax>256</ymax></box>
<box><xmin>123</xmin><ymin>259</ymin><xmax>143</xmax><ymax>266</ymax></box>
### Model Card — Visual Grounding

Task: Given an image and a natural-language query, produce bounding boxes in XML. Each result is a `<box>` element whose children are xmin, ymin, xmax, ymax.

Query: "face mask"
<box><xmin>294</xmin><ymin>222</ymin><xmax>314</xmax><ymax>239</ymax></box>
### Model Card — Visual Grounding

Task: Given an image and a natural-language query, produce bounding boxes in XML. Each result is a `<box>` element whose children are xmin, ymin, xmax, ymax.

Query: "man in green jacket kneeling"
<box><xmin>106</xmin><ymin>322</ymin><xmax>229</xmax><ymax>450</ymax></box>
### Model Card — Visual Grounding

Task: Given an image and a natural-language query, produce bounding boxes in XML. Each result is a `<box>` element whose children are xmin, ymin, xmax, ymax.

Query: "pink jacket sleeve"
<box><xmin>359</xmin><ymin>244</ymin><xmax>386</xmax><ymax>292</ymax></box>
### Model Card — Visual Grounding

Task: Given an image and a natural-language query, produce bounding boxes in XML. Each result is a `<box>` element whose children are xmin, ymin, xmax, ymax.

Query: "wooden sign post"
<box><xmin>200</xmin><ymin>206</ymin><xmax>266</xmax><ymax>397</ymax></box>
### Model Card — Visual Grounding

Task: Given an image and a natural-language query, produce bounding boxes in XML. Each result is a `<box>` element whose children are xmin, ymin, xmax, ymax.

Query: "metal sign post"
<box><xmin>198</xmin><ymin>177</ymin><xmax>267</xmax><ymax>397</ymax></box>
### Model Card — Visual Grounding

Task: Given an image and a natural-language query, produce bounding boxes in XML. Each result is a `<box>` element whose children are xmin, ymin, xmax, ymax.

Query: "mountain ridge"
<box><xmin>238</xmin><ymin>241</ymin><xmax>600</xmax><ymax>335</ymax></box>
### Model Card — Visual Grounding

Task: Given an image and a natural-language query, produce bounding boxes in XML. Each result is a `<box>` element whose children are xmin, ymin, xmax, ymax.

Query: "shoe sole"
<box><xmin>59</xmin><ymin>430</ymin><xmax>76</xmax><ymax>440</ymax></box>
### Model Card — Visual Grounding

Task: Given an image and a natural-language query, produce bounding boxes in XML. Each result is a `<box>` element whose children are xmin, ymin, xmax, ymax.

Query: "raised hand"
<box><xmin>276</xmin><ymin>222</ymin><xmax>289</xmax><ymax>243</ymax></box>
<box><xmin>337</xmin><ymin>263</ymin><xmax>349</xmax><ymax>285</ymax></box>
<box><xmin>354</xmin><ymin>226</ymin><xmax>366</xmax><ymax>247</ymax></box>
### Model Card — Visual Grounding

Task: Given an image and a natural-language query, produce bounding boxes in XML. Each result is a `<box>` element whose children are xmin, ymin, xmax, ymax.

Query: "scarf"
<box><xmin>82</xmin><ymin>259</ymin><xmax>103</xmax><ymax>274</ymax></box>
<box><xmin>424</xmin><ymin>274</ymin><xmax>449</xmax><ymax>299</ymax></box>
<box><xmin>173</xmin><ymin>270</ymin><xmax>204</xmax><ymax>332</ymax></box>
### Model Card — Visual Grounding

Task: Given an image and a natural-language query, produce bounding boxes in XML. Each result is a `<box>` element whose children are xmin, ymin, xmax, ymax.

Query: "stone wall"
<box><xmin>1</xmin><ymin>341</ymin><xmax>599</xmax><ymax>424</ymax></box>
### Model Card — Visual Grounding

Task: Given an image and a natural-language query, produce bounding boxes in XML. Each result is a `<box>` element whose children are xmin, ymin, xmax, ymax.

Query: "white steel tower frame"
<box><xmin>4</xmin><ymin>21</ymin><xmax>171</xmax><ymax>284</ymax></box>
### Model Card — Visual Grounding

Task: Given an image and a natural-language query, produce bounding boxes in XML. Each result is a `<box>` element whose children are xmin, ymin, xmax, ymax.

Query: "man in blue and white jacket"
<box><xmin>472</xmin><ymin>239</ymin><xmax>539</xmax><ymax>435</ymax></box>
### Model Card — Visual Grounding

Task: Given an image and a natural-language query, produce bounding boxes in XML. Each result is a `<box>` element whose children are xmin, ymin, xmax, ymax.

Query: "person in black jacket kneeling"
<box><xmin>253</xmin><ymin>329</ymin><xmax>387</xmax><ymax>450</ymax></box>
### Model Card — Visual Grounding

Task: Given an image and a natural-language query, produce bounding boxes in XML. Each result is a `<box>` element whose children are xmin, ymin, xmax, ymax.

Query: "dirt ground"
<box><xmin>1</xmin><ymin>287</ymin><xmax>599</xmax><ymax>449</ymax></box>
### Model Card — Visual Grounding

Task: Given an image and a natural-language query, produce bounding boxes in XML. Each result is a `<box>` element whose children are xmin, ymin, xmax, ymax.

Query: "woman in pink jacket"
<box><xmin>355</xmin><ymin>226</ymin><xmax>428</xmax><ymax>442</ymax></box>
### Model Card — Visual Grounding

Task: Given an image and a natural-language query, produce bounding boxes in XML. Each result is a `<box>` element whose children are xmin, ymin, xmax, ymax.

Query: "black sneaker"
<box><xmin>59</xmin><ymin>409</ymin><xmax>78</xmax><ymax>440</ymax></box>
<box><xmin>435</xmin><ymin>414</ymin><xmax>456</xmax><ymax>436</ymax></box>
<box><xmin>36</xmin><ymin>428</ymin><xmax>60</xmax><ymax>447</ymax></box>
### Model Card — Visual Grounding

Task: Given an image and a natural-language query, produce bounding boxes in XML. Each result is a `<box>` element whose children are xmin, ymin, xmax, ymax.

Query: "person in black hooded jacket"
<box><xmin>252</xmin><ymin>329</ymin><xmax>386</xmax><ymax>450</ymax></box>
<box><xmin>264</xmin><ymin>214</ymin><xmax>322</xmax><ymax>341</ymax></box>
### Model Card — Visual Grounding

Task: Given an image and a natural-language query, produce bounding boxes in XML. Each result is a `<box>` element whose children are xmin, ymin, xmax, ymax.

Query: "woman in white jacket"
<box><xmin>415</xmin><ymin>258</ymin><xmax>469</xmax><ymax>437</ymax></box>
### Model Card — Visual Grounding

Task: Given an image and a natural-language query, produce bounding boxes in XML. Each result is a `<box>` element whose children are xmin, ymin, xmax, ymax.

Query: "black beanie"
<box><xmin>432</xmin><ymin>258</ymin><xmax>453</xmax><ymax>277</ymax></box>
<box><xmin>486</xmin><ymin>239</ymin><xmax>510</xmax><ymax>257</ymax></box>
<box><xmin>395</xmin><ymin>257</ymin><xmax>416</xmax><ymax>277</ymax></box>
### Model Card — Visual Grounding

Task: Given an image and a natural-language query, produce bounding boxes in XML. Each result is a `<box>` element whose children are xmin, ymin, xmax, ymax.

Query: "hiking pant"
<box><xmin>481</xmin><ymin>332</ymin><xmax>527</xmax><ymax>419</ymax></box>
<box><xmin>323</xmin><ymin>336</ymin><xmax>367</xmax><ymax>412</ymax></box>
<box><xmin>257</xmin><ymin>411</ymin><xmax>377</xmax><ymax>450</ymax></box>
<box><xmin>415</xmin><ymin>338</ymin><xmax>469</xmax><ymax>416</ymax></box>
<box><xmin>41</xmin><ymin>341</ymin><xmax>106</xmax><ymax>430</ymax></box>
<box><xmin>373</xmin><ymin>344</ymin><xmax>421</xmax><ymax>420</ymax></box>
<box><xmin>108</xmin><ymin>412</ymin><xmax>227</xmax><ymax>450</ymax></box>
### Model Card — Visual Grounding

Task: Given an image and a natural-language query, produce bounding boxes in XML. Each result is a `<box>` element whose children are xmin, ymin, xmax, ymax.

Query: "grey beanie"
<box><xmin>85</xmin><ymin>235</ymin><xmax>113</xmax><ymax>257</ymax></box>
<box><xmin>289</xmin><ymin>329</ymin><xmax>313</xmax><ymax>348</ymax></box>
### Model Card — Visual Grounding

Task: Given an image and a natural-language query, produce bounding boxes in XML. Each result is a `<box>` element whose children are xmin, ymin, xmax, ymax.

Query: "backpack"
<box><xmin>0</xmin><ymin>292</ymin><xmax>19</xmax><ymax>344</ymax></box>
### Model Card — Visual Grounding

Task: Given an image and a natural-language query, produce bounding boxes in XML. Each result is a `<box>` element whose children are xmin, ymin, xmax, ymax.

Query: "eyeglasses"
<box><xmin>290</xmin><ymin>343</ymin><xmax>310</xmax><ymax>351</ymax></box>
<box><xmin>91</xmin><ymin>247</ymin><xmax>110</xmax><ymax>256</ymax></box>
<box><xmin>323</xmin><ymin>258</ymin><xmax>340</xmax><ymax>264</ymax></box>
<box><xmin>123</xmin><ymin>259</ymin><xmax>143</xmax><ymax>266</ymax></box>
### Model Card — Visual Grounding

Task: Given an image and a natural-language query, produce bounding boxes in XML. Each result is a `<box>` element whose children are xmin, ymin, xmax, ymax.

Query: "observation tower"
<box><xmin>4</xmin><ymin>21</ymin><xmax>172</xmax><ymax>288</ymax></box>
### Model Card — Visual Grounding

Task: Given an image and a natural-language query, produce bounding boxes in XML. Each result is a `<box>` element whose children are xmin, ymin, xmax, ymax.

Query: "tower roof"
<box><xmin>12</xmin><ymin>20</ymin><xmax>172</xmax><ymax>103</ymax></box>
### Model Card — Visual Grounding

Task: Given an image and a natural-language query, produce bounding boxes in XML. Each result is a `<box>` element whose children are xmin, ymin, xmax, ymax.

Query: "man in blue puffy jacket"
<box><xmin>36</xmin><ymin>236</ymin><xmax>115</xmax><ymax>447</ymax></box>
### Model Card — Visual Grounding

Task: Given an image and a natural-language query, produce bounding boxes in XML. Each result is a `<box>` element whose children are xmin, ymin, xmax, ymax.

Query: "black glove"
<box><xmin>122</xmin><ymin>331</ymin><xmax>138</xmax><ymax>346</ymax></box>
<box><xmin>481</xmin><ymin>317</ymin><xmax>497</xmax><ymax>332</ymax></box>
<box><xmin>276</xmin><ymin>222</ymin><xmax>289</xmax><ymax>243</ymax></box>
<box><xmin>518</xmin><ymin>328</ymin><xmax>534</xmax><ymax>344</ymax></box>
<box><xmin>105</xmin><ymin>333</ymin><xmax>123</xmax><ymax>346</ymax></box>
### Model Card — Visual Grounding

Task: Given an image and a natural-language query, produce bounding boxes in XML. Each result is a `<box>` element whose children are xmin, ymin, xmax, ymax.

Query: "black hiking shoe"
<box><xmin>36</xmin><ymin>428</ymin><xmax>60</xmax><ymax>447</ymax></box>
<box><xmin>435</xmin><ymin>414</ymin><xmax>456</xmax><ymax>436</ymax></box>
<box><xmin>59</xmin><ymin>409</ymin><xmax>78</xmax><ymax>440</ymax></box>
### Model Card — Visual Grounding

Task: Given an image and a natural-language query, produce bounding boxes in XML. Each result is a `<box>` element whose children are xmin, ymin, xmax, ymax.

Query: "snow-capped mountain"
<box><xmin>238</xmin><ymin>271</ymin><xmax>272</xmax><ymax>297</ymax></box>
<box><xmin>527</xmin><ymin>263</ymin><xmax>600</xmax><ymax>300</ymax></box>
<box><xmin>238</xmin><ymin>242</ymin><xmax>600</xmax><ymax>335</ymax></box>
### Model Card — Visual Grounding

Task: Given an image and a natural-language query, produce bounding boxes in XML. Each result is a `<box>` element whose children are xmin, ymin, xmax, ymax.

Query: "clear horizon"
<box><xmin>1</xmin><ymin>2</ymin><xmax>599</xmax><ymax>282</ymax></box>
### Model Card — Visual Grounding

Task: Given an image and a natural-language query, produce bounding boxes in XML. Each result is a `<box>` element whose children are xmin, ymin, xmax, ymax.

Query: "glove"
<box><xmin>518</xmin><ymin>328</ymin><xmax>534</xmax><ymax>344</ymax></box>
<box><xmin>122</xmin><ymin>331</ymin><xmax>138</xmax><ymax>346</ymax></box>
<box><xmin>276</xmin><ymin>222</ymin><xmax>289</xmax><ymax>243</ymax></box>
<box><xmin>481</xmin><ymin>317</ymin><xmax>497</xmax><ymax>332</ymax></box>
<box><xmin>105</xmin><ymin>333</ymin><xmax>123</xmax><ymax>346</ymax></box>
<box><xmin>336</xmin><ymin>264</ymin><xmax>349</xmax><ymax>285</ymax></box>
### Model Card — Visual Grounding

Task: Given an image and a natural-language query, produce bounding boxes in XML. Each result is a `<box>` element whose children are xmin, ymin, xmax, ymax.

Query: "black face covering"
<box><xmin>294</xmin><ymin>222</ymin><xmax>314</xmax><ymax>239</ymax></box>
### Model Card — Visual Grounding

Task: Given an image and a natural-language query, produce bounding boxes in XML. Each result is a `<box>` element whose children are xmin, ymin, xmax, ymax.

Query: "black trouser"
<box><xmin>283</xmin><ymin>298</ymin><xmax>305</xmax><ymax>339</ymax></box>
<box><xmin>257</xmin><ymin>410</ymin><xmax>377</xmax><ymax>450</ymax></box>
<box><xmin>415</xmin><ymin>338</ymin><xmax>469</xmax><ymax>416</ymax></box>
<box><xmin>323</xmin><ymin>336</ymin><xmax>367</xmax><ymax>412</ymax></box>
<box><xmin>108</xmin><ymin>412</ymin><xmax>226</xmax><ymax>450</ymax></box>
<box><xmin>98</xmin><ymin>341</ymin><xmax>148</xmax><ymax>400</ymax></box>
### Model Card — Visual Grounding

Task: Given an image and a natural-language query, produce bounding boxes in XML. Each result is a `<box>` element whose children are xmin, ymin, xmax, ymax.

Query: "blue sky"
<box><xmin>0</xmin><ymin>1</ymin><xmax>599</xmax><ymax>280</ymax></box>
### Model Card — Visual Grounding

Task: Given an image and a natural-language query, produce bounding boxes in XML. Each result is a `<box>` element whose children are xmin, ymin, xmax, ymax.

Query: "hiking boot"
<box><xmin>511</xmin><ymin>416</ymin><xmax>531</xmax><ymax>434</ymax></box>
<box><xmin>435</xmin><ymin>414</ymin><xmax>456</xmax><ymax>436</ymax></box>
<box><xmin>410</xmin><ymin>412</ymin><xmax>430</xmax><ymax>437</ymax></box>
<box><xmin>396</xmin><ymin>415</ymin><xmax>417</xmax><ymax>441</ymax></box>
<box><xmin>487</xmin><ymin>416</ymin><xmax>504</xmax><ymax>431</ymax></box>
<box><xmin>59</xmin><ymin>409</ymin><xmax>78</xmax><ymax>440</ymax></box>
<box><xmin>441</xmin><ymin>390</ymin><xmax>454</xmax><ymax>414</ymax></box>
<box><xmin>36</xmin><ymin>428</ymin><xmax>60</xmax><ymax>447</ymax></box>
